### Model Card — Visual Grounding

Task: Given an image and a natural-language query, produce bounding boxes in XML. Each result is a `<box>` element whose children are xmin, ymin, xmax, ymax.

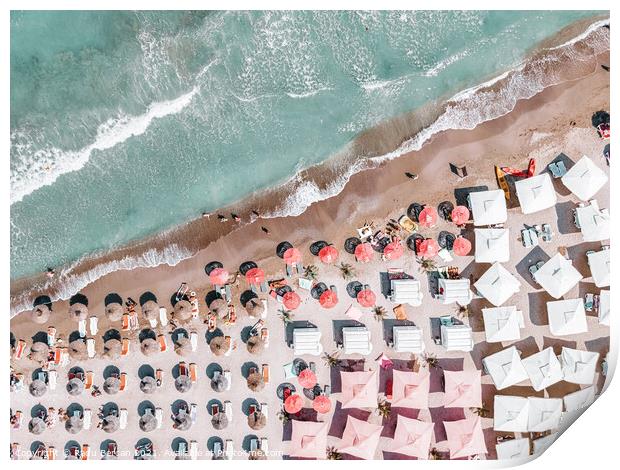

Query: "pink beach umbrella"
<box><xmin>418</xmin><ymin>206</ymin><xmax>438</xmax><ymax>228</ymax></box>
<box><xmin>451</xmin><ymin>205</ymin><xmax>470</xmax><ymax>226</ymax></box>
<box><xmin>209</xmin><ymin>268</ymin><xmax>229</xmax><ymax>285</ymax></box>
<box><xmin>284</xmin><ymin>393</ymin><xmax>304</xmax><ymax>414</ymax></box>
<box><xmin>283</xmin><ymin>291</ymin><xmax>301</xmax><ymax>310</ymax></box>
<box><xmin>283</xmin><ymin>247</ymin><xmax>302</xmax><ymax>265</ymax></box>
<box><xmin>319</xmin><ymin>290</ymin><xmax>338</xmax><ymax>309</ymax></box>
<box><xmin>312</xmin><ymin>395</ymin><xmax>332</xmax><ymax>414</ymax></box>
<box><xmin>318</xmin><ymin>245</ymin><xmax>339</xmax><ymax>264</ymax></box>
<box><xmin>453</xmin><ymin>237</ymin><xmax>472</xmax><ymax>256</ymax></box>
<box><xmin>418</xmin><ymin>239</ymin><xmax>439</xmax><ymax>259</ymax></box>
<box><xmin>354</xmin><ymin>242</ymin><xmax>374</xmax><ymax>263</ymax></box>
<box><xmin>298</xmin><ymin>368</ymin><xmax>317</xmax><ymax>389</ymax></box>
<box><xmin>245</xmin><ymin>267</ymin><xmax>265</xmax><ymax>285</ymax></box>
<box><xmin>383</xmin><ymin>241</ymin><xmax>404</xmax><ymax>260</ymax></box>
<box><xmin>357</xmin><ymin>288</ymin><xmax>376</xmax><ymax>308</ymax></box>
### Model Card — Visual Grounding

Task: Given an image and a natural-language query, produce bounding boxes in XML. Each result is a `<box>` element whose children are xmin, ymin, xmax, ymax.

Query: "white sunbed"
<box><xmin>392</xmin><ymin>325</ymin><xmax>425</xmax><ymax>353</ymax></box>
<box><xmin>440</xmin><ymin>324</ymin><xmax>473</xmax><ymax>352</ymax></box>
<box><xmin>48</xmin><ymin>370</ymin><xmax>57</xmax><ymax>390</ymax></box>
<box><xmin>155</xmin><ymin>408</ymin><xmax>163</xmax><ymax>429</ymax></box>
<box><xmin>159</xmin><ymin>307</ymin><xmax>168</xmax><ymax>327</ymax></box>
<box><xmin>389</xmin><ymin>278</ymin><xmax>423</xmax><ymax>306</ymax></box>
<box><xmin>119</xmin><ymin>408</ymin><xmax>128</xmax><ymax>430</ymax></box>
<box><xmin>293</xmin><ymin>328</ymin><xmax>323</xmax><ymax>356</ymax></box>
<box><xmin>260</xmin><ymin>403</ymin><xmax>268</xmax><ymax>419</ymax></box>
<box><xmin>189</xmin><ymin>441</ymin><xmax>198</xmax><ymax>460</ymax></box>
<box><xmin>342</xmin><ymin>326</ymin><xmax>372</xmax><ymax>356</ymax></box>
<box><xmin>89</xmin><ymin>317</ymin><xmax>98</xmax><ymax>335</ymax></box>
<box><xmin>86</xmin><ymin>338</ymin><xmax>96</xmax><ymax>358</ymax></box>
<box><xmin>224</xmin><ymin>401</ymin><xmax>232</xmax><ymax>422</ymax></box>
<box><xmin>78</xmin><ymin>320</ymin><xmax>87</xmax><ymax>338</ymax></box>
<box><xmin>436</xmin><ymin>278</ymin><xmax>473</xmax><ymax>306</ymax></box>
<box><xmin>190</xmin><ymin>332</ymin><xmax>198</xmax><ymax>352</ymax></box>
<box><xmin>224</xmin><ymin>370</ymin><xmax>232</xmax><ymax>391</ymax></box>
<box><xmin>83</xmin><ymin>409</ymin><xmax>92</xmax><ymax>430</ymax></box>
<box><xmin>260</xmin><ymin>438</ymin><xmax>269</xmax><ymax>454</ymax></box>
<box><xmin>224</xmin><ymin>440</ymin><xmax>234</xmax><ymax>460</ymax></box>
<box><xmin>261</xmin><ymin>299</ymin><xmax>268</xmax><ymax>319</ymax></box>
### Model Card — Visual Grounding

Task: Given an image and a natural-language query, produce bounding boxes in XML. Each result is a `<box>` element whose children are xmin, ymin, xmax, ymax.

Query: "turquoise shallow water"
<box><xmin>10</xmin><ymin>11</ymin><xmax>602</xmax><ymax>279</ymax></box>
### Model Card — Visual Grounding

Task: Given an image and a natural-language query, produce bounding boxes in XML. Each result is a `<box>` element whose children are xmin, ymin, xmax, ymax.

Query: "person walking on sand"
<box><xmin>405</xmin><ymin>172</ymin><xmax>418</xmax><ymax>180</ymax></box>
<box><xmin>261</xmin><ymin>226</ymin><xmax>270</xmax><ymax>235</ymax></box>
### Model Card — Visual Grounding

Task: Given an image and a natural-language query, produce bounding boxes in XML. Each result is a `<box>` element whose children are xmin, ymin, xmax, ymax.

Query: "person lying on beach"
<box><xmin>405</xmin><ymin>172</ymin><xmax>418</xmax><ymax>180</ymax></box>
<box><xmin>261</xmin><ymin>226</ymin><xmax>270</xmax><ymax>235</ymax></box>
<box><xmin>231</xmin><ymin>213</ymin><xmax>241</xmax><ymax>222</ymax></box>
<box><xmin>218</xmin><ymin>214</ymin><xmax>228</xmax><ymax>222</ymax></box>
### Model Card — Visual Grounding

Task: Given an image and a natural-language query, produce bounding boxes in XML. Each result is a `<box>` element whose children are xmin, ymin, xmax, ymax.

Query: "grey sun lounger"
<box><xmin>548</xmin><ymin>161</ymin><xmax>567</xmax><ymax>178</ymax></box>
<box><xmin>542</xmin><ymin>224</ymin><xmax>553</xmax><ymax>242</ymax></box>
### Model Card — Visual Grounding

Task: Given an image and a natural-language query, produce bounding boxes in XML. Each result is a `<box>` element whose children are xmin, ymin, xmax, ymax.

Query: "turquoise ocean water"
<box><xmin>10</xmin><ymin>11</ymin><xmax>604</xmax><ymax>280</ymax></box>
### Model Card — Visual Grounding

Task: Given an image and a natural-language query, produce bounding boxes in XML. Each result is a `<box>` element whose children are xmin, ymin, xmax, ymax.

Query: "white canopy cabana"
<box><xmin>474</xmin><ymin>228</ymin><xmax>510</xmax><ymax>263</ymax></box>
<box><xmin>474</xmin><ymin>263</ymin><xmax>521</xmax><ymax>307</ymax></box>
<box><xmin>598</xmin><ymin>290</ymin><xmax>610</xmax><ymax>326</ymax></box>
<box><xmin>515</xmin><ymin>173</ymin><xmax>557</xmax><ymax>214</ymax></box>
<box><xmin>495</xmin><ymin>438</ymin><xmax>531</xmax><ymax>461</ymax></box>
<box><xmin>533</xmin><ymin>253</ymin><xmax>583</xmax><ymax>299</ymax></box>
<box><xmin>482</xmin><ymin>346</ymin><xmax>529</xmax><ymax>390</ymax></box>
<box><xmin>440</xmin><ymin>324</ymin><xmax>473</xmax><ymax>352</ymax></box>
<box><xmin>561</xmin><ymin>155</ymin><xmax>608</xmax><ymax>201</ymax></box>
<box><xmin>493</xmin><ymin>395</ymin><xmax>529</xmax><ymax>432</ymax></box>
<box><xmin>436</xmin><ymin>278</ymin><xmax>472</xmax><ymax>306</ymax></box>
<box><xmin>389</xmin><ymin>279</ymin><xmax>423</xmax><ymax>306</ymax></box>
<box><xmin>482</xmin><ymin>306</ymin><xmax>524</xmax><ymax>343</ymax></box>
<box><xmin>587</xmin><ymin>249</ymin><xmax>610</xmax><ymax>288</ymax></box>
<box><xmin>342</xmin><ymin>327</ymin><xmax>372</xmax><ymax>356</ymax></box>
<box><xmin>392</xmin><ymin>326</ymin><xmax>425</xmax><ymax>353</ymax></box>
<box><xmin>293</xmin><ymin>328</ymin><xmax>323</xmax><ymax>356</ymax></box>
<box><xmin>560</xmin><ymin>347</ymin><xmax>599</xmax><ymax>385</ymax></box>
<box><xmin>527</xmin><ymin>397</ymin><xmax>562</xmax><ymax>432</ymax></box>
<box><xmin>522</xmin><ymin>347</ymin><xmax>563</xmax><ymax>392</ymax></box>
<box><xmin>469</xmin><ymin>189</ymin><xmax>508</xmax><ymax>226</ymax></box>
<box><xmin>563</xmin><ymin>386</ymin><xmax>596</xmax><ymax>412</ymax></box>
<box><xmin>546</xmin><ymin>299</ymin><xmax>588</xmax><ymax>336</ymax></box>
<box><xmin>575</xmin><ymin>200</ymin><xmax>610</xmax><ymax>242</ymax></box>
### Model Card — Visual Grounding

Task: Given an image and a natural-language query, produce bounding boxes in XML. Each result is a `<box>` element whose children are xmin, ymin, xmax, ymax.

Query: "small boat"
<box><xmin>495</xmin><ymin>166</ymin><xmax>510</xmax><ymax>200</ymax></box>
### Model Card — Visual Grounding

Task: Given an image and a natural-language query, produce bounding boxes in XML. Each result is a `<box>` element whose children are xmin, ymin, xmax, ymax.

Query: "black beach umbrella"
<box><xmin>204</xmin><ymin>261</ymin><xmax>224</xmax><ymax>276</ymax></box>
<box><xmin>592</xmin><ymin>110</ymin><xmax>610</xmax><ymax>128</ymax></box>
<box><xmin>344</xmin><ymin>237</ymin><xmax>362</xmax><ymax>254</ymax></box>
<box><xmin>438</xmin><ymin>201</ymin><xmax>454</xmax><ymax>221</ymax></box>
<box><xmin>407</xmin><ymin>203</ymin><xmax>424</xmax><ymax>222</ymax></box>
<box><xmin>346</xmin><ymin>281</ymin><xmax>363</xmax><ymax>298</ymax></box>
<box><xmin>406</xmin><ymin>234</ymin><xmax>425</xmax><ymax>254</ymax></box>
<box><xmin>438</xmin><ymin>231</ymin><xmax>456</xmax><ymax>250</ymax></box>
<box><xmin>276</xmin><ymin>241</ymin><xmax>293</xmax><ymax>258</ymax></box>
<box><xmin>309</xmin><ymin>240</ymin><xmax>328</xmax><ymax>256</ymax></box>
<box><xmin>239</xmin><ymin>261</ymin><xmax>258</xmax><ymax>275</ymax></box>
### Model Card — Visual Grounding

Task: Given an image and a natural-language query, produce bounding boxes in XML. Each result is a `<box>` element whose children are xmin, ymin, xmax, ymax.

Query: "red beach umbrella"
<box><xmin>313</xmin><ymin>395</ymin><xmax>332</xmax><ymax>414</ymax></box>
<box><xmin>354</xmin><ymin>242</ymin><xmax>374</xmax><ymax>263</ymax></box>
<box><xmin>383</xmin><ymin>241</ymin><xmax>404</xmax><ymax>260</ymax></box>
<box><xmin>357</xmin><ymin>288</ymin><xmax>376</xmax><ymax>308</ymax></box>
<box><xmin>245</xmin><ymin>267</ymin><xmax>265</xmax><ymax>285</ymax></box>
<box><xmin>418</xmin><ymin>239</ymin><xmax>439</xmax><ymax>259</ymax></box>
<box><xmin>418</xmin><ymin>206</ymin><xmax>438</xmax><ymax>227</ymax></box>
<box><xmin>319</xmin><ymin>290</ymin><xmax>338</xmax><ymax>309</ymax></box>
<box><xmin>451</xmin><ymin>205</ymin><xmax>470</xmax><ymax>226</ymax></box>
<box><xmin>283</xmin><ymin>247</ymin><xmax>302</xmax><ymax>265</ymax></box>
<box><xmin>298</xmin><ymin>369</ymin><xmax>317</xmax><ymax>389</ymax></box>
<box><xmin>453</xmin><ymin>237</ymin><xmax>472</xmax><ymax>256</ymax></box>
<box><xmin>282</xmin><ymin>291</ymin><xmax>301</xmax><ymax>310</ymax></box>
<box><xmin>210</xmin><ymin>268</ymin><xmax>229</xmax><ymax>285</ymax></box>
<box><xmin>284</xmin><ymin>393</ymin><xmax>304</xmax><ymax>414</ymax></box>
<box><xmin>318</xmin><ymin>245</ymin><xmax>339</xmax><ymax>264</ymax></box>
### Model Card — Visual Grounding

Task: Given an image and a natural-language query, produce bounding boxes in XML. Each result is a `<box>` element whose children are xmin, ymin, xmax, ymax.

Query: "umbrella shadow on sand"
<box><xmin>527</xmin><ymin>291</ymin><xmax>555</xmax><ymax>326</ymax></box>
<box><xmin>241</xmin><ymin>362</ymin><xmax>259</xmax><ymax>379</ymax></box>
<box><xmin>380</xmin><ymin>407</ymin><xmax>420</xmax><ymax>438</ymax></box>
<box><xmin>429</xmin><ymin>406</ymin><xmax>465</xmax><ymax>443</ymax></box>
<box><xmin>327</xmin><ymin>401</ymin><xmax>371</xmax><ymax>438</ymax></box>
<box><xmin>284</xmin><ymin>321</ymin><xmax>317</xmax><ymax>347</ymax></box>
<box><xmin>138</xmin><ymin>364</ymin><xmax>155</xmax><ymax>379</ymax></box>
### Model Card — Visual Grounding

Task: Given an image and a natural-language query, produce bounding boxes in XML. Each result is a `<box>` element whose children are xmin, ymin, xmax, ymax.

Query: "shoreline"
<box><xmin>10</xmin><ymin>16</ymin><xmax>609</xmax><ymax>317</ymax></box>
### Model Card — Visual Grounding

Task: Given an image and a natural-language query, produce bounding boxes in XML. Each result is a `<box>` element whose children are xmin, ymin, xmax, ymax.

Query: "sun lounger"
<box><xmin>260</xmin><ymin>403</ymin><xmax>269</xmax><ymax>419</ymax></box>
<box><xmin>283</xmin><ymin>362</ymin><xmax>296</xmax><ymax>379</ymax></box>
<box><xmin>224</xmin><ymin>400</ymin><xmax>232</xmax><ymax>421</ymax></box>
<box><xmin>13</xmin><ymin>339</ymin><xmax>26</xmax><ymax>360</ymax></box>
<box><xmin>88</xmin><ymin>316</ymin><xmax>98</xmax><ymax>335</ymax></box>
<box><xmin>190</xmin><ymin>403</ymin><xmax>197</xmax><ymax>423</ymax></box>
<box><xmin>179</xmin><ymin>361</ymin><xmax>188</xmax><ymax>376</ymax></box>
<box><xmin>83</xmin><ymin>408</ymin><xmax>92</xmax><ymax>430</ymax></box>
<box><xmin>47</xmin><ymin>326</ymin><xmax>56</xmax><ymax>347</ymax></box>
<box><xmin>48</xmin><ymin>369</ymin><xmax>57</xmax><ymax>390</ymax></box>
<box><xmin>260</xmin><ymin>438</ymin><xmax>269</xmax><ymax>454</ymax></box>
<box><xmin>293</xmin><ymin>327</ymin><xmax>323</xmax><ymax>356</ymax></box>
<box><xmin>189</xmin><ymin>363</ymin><xmax>197</xmax><ymax>383</ymax></box>
<box><xmin>78</xmin><ymin>319</ymin><xmax>87</xmax><ymax>338</ymax></box>
<box><xmin>84</xmin><ymin>371</ymin><xmax>93</xmax><ymax>389</ymax></box>
<box><xmin>250</xmin><ymin>438</ymin><xmax>259</xmax><ymax>452</ymax></box>
<box><xmin>542</xmin><ymin>223</ymin><xmax>553</xmax><ymax>242</ymax></box>
<box><xmin>119</xmin><ymin>408</ymin><xmax>128</xmax><ymax>430</ymax></box>
<box><xmin>81</xmin><ymin>444</ymin><xmax>89</xmax><ymax>460</ymax></box>
<box><xmin>86</xmin><ymin>337</ymin><xmax>95</xmax><ymax>358</ymax></box>
<box><xmin>342</xmin><ymin>326</ymin><xmax>373</xmax><ymax>355</ymax></box>
<box><xmin>190</xmin><ymin>331</ymin><xmax>198</xmax><ymax>352</ymax></box>
<box><xmin>262</xmin><ymin>364</ymin><xmax>270</xmax><ymax>384</ymax></box>
<box><xmin>224</xmin><ymin>440</ymin><xmax>233</xmax><ymax>460</ymax></box>
<box><xmin>189</xmin><ymin>440</ymin><xmax>198</xmax><ymax>460</ymax></box>
<box><xmin>548</xmin><ymin>161</ymin><xmax>566</xmax><ymax>178</ymax></box>
<box><xmin>223</xmin><ymin>370</ymin><xmax>232</xmax><ymax>390</ymax></box>
<box><xmin>261</xmin><ymin>328</ymin><xmax>270</xmax><ymax>348</ymax></box>
<box><xmin>119</xmin><ymin>372</ymin><xmax>127</xmax><ymax>391</ymax></box>
<box><xmin>260</xmin><ymin>281</ymin><xmax>269</xmax><ymax>293</ymax></box>
<box><xmin>120</xmin><ymin>338</ymin><xmax>130</xmax><ymax>356</ymax></box>
<box><xmin>158</xmin><ymin>307</ymin><xmax>168</xmax><ymax>327</ymax></box>
<box><xmin>13</xmin><ymin>410</ymin><xmax>23</xmax><ymax>429</ymax></box>
<box><xmin>155</xmin><ymin>408</ymin><xmax>163</xmax><ymax>429</ymax></box>
<box><xmin>158</xmin><ymin>334</ymin><xmax>167</xmax><ymax>352</ymax></box>
<box><xmin>47</xmin><ymin>446</ymin><xmax>56</xmax><ymax>460</ymax></box>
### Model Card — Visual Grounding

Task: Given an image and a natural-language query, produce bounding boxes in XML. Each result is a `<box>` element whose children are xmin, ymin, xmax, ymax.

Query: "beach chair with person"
<box><xmin>84</xmin><ymin>371</ymin><xmax>93</xmax><ymax>390</ymax></box>
<box><xmin>86</xmin><ymin>338</ymin><xmax>95</xmax><ymax>358</ymax></box>
<box><xmin>119</xmin><ymin>372</ymin><xmax>127</xmax><ymax>391</ymax></box>
<box><xmin>47</xmin><ymin>327</ymin><xmax>56</xmax><ymax>347</ymax></box>
<box><xmin>158</xmin><ymin>334</ymin><xmax>167</xmax><ymax>352</ymax></box>
<box><xmin>121</xmin><ymin>338</ymin><xmax>130</xmax><ymax>356</ymax></box>
<box><xmin>262</xmin><ymin>364</ymin><xmax>270</xmax><ymax>384</ymax></box>
<box><xmin>81</xmin><ymin>444</ymin><xmax>89</xmax><ymax>460</ymax></box>
<box><xmin>121</xmin><ymin>313</ymin><xmax>130</xmax><ymax>331</ymax></box>
<box><xmin>47</xmin><ymin>446</ymin><xmax>57</xmax><ymax>460</ymax></box>
<box><xmin>189</xmin><ymin>363</ymin><xmax>197</xmax><ymax>383</ymax></box>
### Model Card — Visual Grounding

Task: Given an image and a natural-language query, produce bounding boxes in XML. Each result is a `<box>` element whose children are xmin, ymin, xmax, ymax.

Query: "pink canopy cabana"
<box><xmin>444</xmin><ymin>416</ymin><xmax>488</xmax><ymax>459</ymax></box>
<box><xmin>318</xmin><ymin>245</ymin><xmax>339</xmax><ymax>264</ymax></box>
<box><xmin>354</xmin><ymin>242</ymin><xmax>374</xmax><ymax>263</ymax></box>
<box><xmin>418</xmin><ymin>206</ymin><xmax>438</xmax><ymax>228</ymax></box>
<box><xmin>338</xmin><ymin>415</ymin><xmax>383</xmax><ymax>460</ymax></box>
<box><xmin>453</xmin><ymin>237</ymin><xmax>471</xmax><ymax>256</ymax></box>
<box><xmin>392</xmin><ymin>415</ymin><xmax>435</xmax><ymax>459</ymax></box>
<box><xmin>443</xmin><ymin>370</ymin><xmax>482</xmax><ymax>408</ymax></box>
<box><xmin>451</xmin><ymin>206</ymin><xmax>470</xmax><ymax>226</ymax></box>
<box><xmin>283</xmin><ymin>247</ymin><xmax>302</xmax><ymax>265</ymax></box>
<box><xmin>283</xmin><ymin>291</ymin><xmax>301</xmax><ymax>310</ymax></box>
<box><xmin>210</xmin><ymin>268</ymin><xmax>229</xmax><ymax>285</ymax></box>
<box><xmin>418</xmin><ymin>239</ymin><xmax>439</xmax><ymax>258</ymax></box>
<box><xmin>340</xmin><ymin>370</ymin><xmax>378</xmax><ymax>409</ymax></box>
<box><xmin>391</xmin><ymin>369</ymin><xmax>430</xmax><ymax>409</ymax></box>
<box><xmin>383</xmin><ymin>241</ymin><xmax>404</xmax><ymax>260</ymax></box>
<box><xmin>289</xmin><ymin>420</ymin><xmax>329</xmax><ymax>459</ymax></box>
<box><xmin>245</xmin><ymin>267</ymin><xmax>265</xmax><ymax>285</ymax></box>
<box><xmin>319</xmin><ymin>290</ymin><xmax>338</xmax><ymax>309</ymax></box>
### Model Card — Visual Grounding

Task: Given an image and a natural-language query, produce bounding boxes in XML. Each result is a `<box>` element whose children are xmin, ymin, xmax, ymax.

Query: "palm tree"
<box><xmin>304</xmin><ymin>264</ymin><xmax>319</xmax><ymax>280</ymax></box>
<box><xmin>455</xmin><ymin>305</ymin><xmax>469</xmax><ymax>318</ymax></box>
<box><xmin>429</xmin><ymin>448</ymin><xmax>443</xmax><ymax>460</ymax></box>
<box><xmin>322</xmin><ymin>351</ymin><xmax>340</xmax><ymax>368</ymax></box>
<box><xmin>423</xmin><ymin>353</ymin><xmax>439</xmax><ymax>369</ymax></box>
<box><xmin>339</xmin><ymin>262</ymin><xmax>356</xmax><ymax>280</ymax></box>
<box><xmin>326</xmin><ymin>446</ymin><xmax>342</xmax><ymax>460</ymax></box>
<box><xmin>377</xmin><ymin>399</ymin><xmax>391</xmax><ymax>419</ymax></box>
<box><xmin>278</xmin><ymin>308</ymin><xmax>294</xmax><ymax>324</ymax></box>
<box><xmin>470</xmin><ymin>405</ymin><xmax>490</xmax><ymax>418</ymax></box>
<box><xmin>372</xmin><ymin>305</ymin><xmax>387</xmax><ymax>322</ymax></box>
<box><xmin>416</xmin><ymin>257</ymin><xmax>437</xmax><ymax>273</ymax></box>
<box><xmin>277</xmin><ymin>408</ymin><xmax>290</xmax><ymax>424</ymax></box>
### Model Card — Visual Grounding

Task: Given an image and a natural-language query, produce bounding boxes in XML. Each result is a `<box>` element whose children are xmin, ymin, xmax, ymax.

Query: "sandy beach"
<box><xmin>10</xmin><ymin>23</ymin><xmax>610</xmax><ymax>461</ymax></box>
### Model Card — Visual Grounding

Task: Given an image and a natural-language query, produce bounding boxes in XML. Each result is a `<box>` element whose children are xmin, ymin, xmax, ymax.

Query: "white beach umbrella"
<box><xmin>482</xmin><ymin>306</ymin><xmax>523</xmax><ymax>343</ymax></box>
<box><xmin>522</xmin><ymin>347</ymin><xmax>563</xmax><ymax>392</ymax></box>
<box><xmin>561</xmin><ymin>155</ymin><xmax>608</xmax><ymax>201</ymax></box>
<box><xmin>469</xmin><ymin>189</ymin><xmax>507</xmax><ymax>226</ymax></box>
<box><xmin>560</xmin><ymin>347</ymin><xmax>599</xmax><ymax>385</ymax></box>
<box><xmin>587</xmin><ymin>249</ymin><xmax>610</xmax><ymax>288</ymax></box>
<box><xmin>474</xmin><ymin>262</ymin><xmax>521</xmax><ymax>307</ymax></box>
<box><xmin>527</xmin><ymin>397</ymin><xmax>562</xmax><ymax>432</ymax></box>
<box><xmin>533</xmin><ymin>253</ymin><xmax>583</xmax><ymax>299</ymax></box>
<box><xmin>546</xmin><ymin>298</ymin><xmax>588</xmax><ymax>336</ymax></box>
<box><xmin>495</xmin><ymin>438</ymin><xmax>530</xmax><ymax>461</ymax></box>
<box><xmin>598</xmin><ymin>289</ymin><xmax>610</xmax><ymax>326</ymax></box>
<box><xmin>563</xmin><ymin>386</ymin><xmax>596</xmax><ymax>412</ymax></box>
<box><xmin>493</xmin><ymin>395</ymin><xmax>529</xmax><ymax>432</ymax></box>
<box><xmin>474</xmin><ymin>228</ymin><xmax>510</xmax><ymax>263</ymax></box>
<box><xmin>515</xmin><ymin>173</ymin><xmax>557</xmax><ymax>214</ymax></box>
<box><xmin>482</xmin><ymin>346</ymin><xmax>528</xmax><ymax>390</ymax></box>
<box><xmin>575</xmin><ymin>201</ymin><xmax>610</xmax><ymax>242</ymax></box>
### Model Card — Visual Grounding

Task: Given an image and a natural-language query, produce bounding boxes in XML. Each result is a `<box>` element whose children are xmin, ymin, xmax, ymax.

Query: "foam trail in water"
<box><xmin>10</xmin><ymin>88</ymin><xmax>199</xmax><ymax>205</ymax></box>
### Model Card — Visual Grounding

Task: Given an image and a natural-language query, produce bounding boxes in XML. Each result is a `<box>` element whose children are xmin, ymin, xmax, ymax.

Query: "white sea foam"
<box><xmin>10</xmin><ymin>87</ymin><xmax>199</xmax><ymax>205</ymax></box>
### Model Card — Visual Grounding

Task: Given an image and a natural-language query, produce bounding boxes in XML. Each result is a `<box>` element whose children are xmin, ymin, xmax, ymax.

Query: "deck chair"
<box><xmin>224</xmin><ymin>440</ymin><xmax>233</xmax><ymax>460</ymax></box>
<box><xmin>262</xmin><ymin>364</ymin><xmax>270</xmax><ymax>384</ymax></box>
<box><xmin>48</xmin><ymin>370</ymin><xmax>57</xmax><ymax>390</ymax></box>
<box><xmin>189</xmin><ymin>441</ymin><xmax>198</xmax><ymax>460</ymax></box>
<box><xmin>224</xmin><ymin>401</ymin><xmax>232</xmax><ymax>421</ymax></box>
<box><xmin>84</xmin><ymin>371</ymin><xmax>93</xmax><ymax>390</ymax></box>
<box><xmin>261</xmin><ymin>328</ymin><xmax>270</xmax><ymax>348</ymax></box>
<box><xmin>159</xmin><ymin>307</ymin><xmax>168</xmax><ymax>327</ymax></box>
<box><xmin>81</xmin><ymin>444</ymin><xmax>89</xmax><ymax>460</ymax></box>
<box><xmin>179</xmin><ymin>362</ymin><xmax>188</xmax><ymax>376</ymax></box>
<box><xmin>261</xmin><ymin>299</ymin><xmax>268</xmax><ymax>318</ymax></box>
<box><xmin>223</xmin><ymin>370</ymin><xmax>232</xmax><ymax>390</ymax></box>
<box><xmin>190</xmin><ymin>332</ymin><xmax>198</xmax><ymax>352</ymax></box>
<box><xmin>120</xmin><ymin>338</ymin><xmax>130</xmax><ymax>356</ymax></box>
<box><xmin>121</xmin><ymin>314</ymin><xmax>130</xmax><ymax>331</ymax></box>
<box><xmin>83</xmin><ymin>409</ymin><xmax>92</xmax><ymax>430</ymax></box>
<box><xmin>119</xmin><ymin>372</ymin><xmax>127</xmax><ymax>391</ymax></box>
<box><xmin>47</xmin><ymin>327</ymin><xmax>56</xmax><ymax>347</ymax></box>
<box><xmin>158</xmin><ymin>334</ymin><xmax>167</xmax><ymax>352</ymax></box>
<box><xmin>78</xmin><ymin>319</ymin><xmax>87</xmax><ymax>338</ymax></box>
<box><xmin>86</xmin><ymin>338</ymin><xmax>95</xmax><ymax>358</ymax></box>
<box><xmin>260</xmin><ymin>438</ymin><xmax>269</xmax><ymax>454</ymax></box>
<box><xmin>119</xmin><ymin>408</ymin><xmax>128</xmax><ymax>430</ymax></box>
<box><xmin>189</xmin><ymin>363</ymin><xmax>197</xmax><ymax>383</ymax></box>
<box><xmin>155</xmin><ymin>408</ymin><xmax>163</xmax><ymax>429</ymax></box>
<box><xmin>89</xmin><ymin>316</ymin><xmax>98</xmax><ymax>335</ymax></box>
<box><xmin>14</xmin><ymin>339</ymin><xmax>26</xmax><ymax>360</ymax></box>
<box><xmin>260</xmin><ymin>403</ymin><xmax>269</xmax><ymax>418</ymax></box>
<box><xmin>47</xmin><ymin>446</ymin><xmax>56</xmax><ymax>460</ymax></box>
